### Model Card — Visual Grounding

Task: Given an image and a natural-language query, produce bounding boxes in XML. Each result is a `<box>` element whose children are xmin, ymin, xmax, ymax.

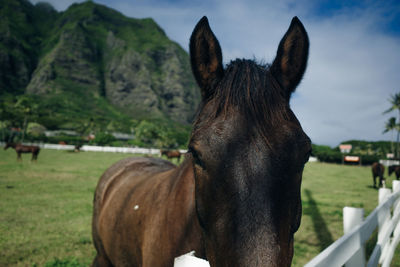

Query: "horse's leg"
<box><xmin>373</xmin><ymin>175</ymin><xmax>376</xmax><ymax>188</ymax></box>
<box><xmin>92</xmin><ymin>198</ymin><xmax>113</xmax><ymax>267</ymax></box>
<box><xmin>92</xmin><ymin>253</ymin><xmax>113</xmax><ymax>267</ymax></box>
<box><xmin>17</xmin><ymin>152</ymin><xmax>22</xmax><ymax>162</ymax></box>
<box><xmin>381</xmin><ymin>176</ymin><xmax>386</xmax><ymax>188</ymax></box>
<box><xmin>92</xmin><ymin>228</ymin><xmax>113</xmax><ymax>267</ymax></box>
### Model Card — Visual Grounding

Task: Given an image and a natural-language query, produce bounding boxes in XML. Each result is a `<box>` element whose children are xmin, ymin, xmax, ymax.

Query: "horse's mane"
<box><xmin>194</xmin><ymin>59</ymin><xmax>291</xmax><ymax>145</ymax></box>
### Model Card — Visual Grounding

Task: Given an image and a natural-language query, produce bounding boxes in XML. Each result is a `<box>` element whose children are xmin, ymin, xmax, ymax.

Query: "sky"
<box><xmin>29</xmin><ymin>0</ymin><xmax>400</xmax><ymax>147</ymax></box>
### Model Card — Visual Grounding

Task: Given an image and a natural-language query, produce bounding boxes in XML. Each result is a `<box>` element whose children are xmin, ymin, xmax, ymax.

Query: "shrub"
<box><xmin>46</xmin><ymin>135</ymin><xmax>86</xmax><ymax>145</ymax></box>
<box><xmin>312</xmin><ymin>144</ymin><xmax>381</xmax><ymax>165</ymax></box>
<box><xmin>358</xmin><ymin>154</ymin><xmax>380</xmax><ymax>165</ymax></box>
<box><xmin>26</xmin><ymin>122</ymin><xmax>46</xmax><ymax>137</ymax></box>
<box><xmin>90</xmin><ymin>132</ymin><xmax>116</xmax><ymax>146</ymax></box>
<box><xmin>110</xmin><ymin>140</ymin><xmax>126</xmax><ymax>147</ymax></box>
<box><xmin>312</xmin><ymin>144</ymin><xmax>342</xmax><ymax>164</ymax></box>
<box><xmin>133</xmin><ymin>120</ymin><xmax>190</xmax><ymax>149</ymax></box>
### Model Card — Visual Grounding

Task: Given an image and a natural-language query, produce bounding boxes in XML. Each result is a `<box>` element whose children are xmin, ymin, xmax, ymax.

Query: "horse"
<box><xmin>4</xmin><ymin>142</ymin><xmax>40</xmax><ymax>162</ymax></box>
<box><xmin>388</xmin><ymin>165</ymin><xmax>400</xmax><ymax>180</ymax></box>
<box><xmin>160</xmin><ymin>149</ymin><xmax>182</xmax><ymax>162</ymax></box>
<box><xmin>92</xmin><ymin>16</ymin><xmax>310</xmax><ymax>267</ymax></box>
<box><xmin>372</xmin><ymin>162</ymin><xmax>385</xmax><ymax>188</ymax></box>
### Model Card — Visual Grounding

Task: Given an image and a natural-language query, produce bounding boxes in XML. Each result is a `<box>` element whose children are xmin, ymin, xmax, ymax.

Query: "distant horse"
<box><xmin>4</xmin><ymin>142</ymin><xmax>40</xmax><ymax>162</ymax></box>
<box><xmin>160</xmin><ymin>149</ymin><xmax>182</xmax><ymax>162</ymax></box>
<box><xmin>389</xmin><ymin>165</ymin><xmax>400</xmax><ymax>180</ymax></box>
<box><xmin>372</xmin><ymin>162</ymin><xmax>385</xmax><ymax>188</ymax></box>
<box><xmin>92</xmin><ymin>16</ymin><xmax>310</xmax><ymax>267</ymax></box>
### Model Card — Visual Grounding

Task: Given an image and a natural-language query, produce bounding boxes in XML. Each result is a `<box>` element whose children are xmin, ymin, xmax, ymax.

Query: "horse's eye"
<box><xmin>189</xmin><ymin>147</ymin><xmax>205</xmax><ymax>169</ymax></box>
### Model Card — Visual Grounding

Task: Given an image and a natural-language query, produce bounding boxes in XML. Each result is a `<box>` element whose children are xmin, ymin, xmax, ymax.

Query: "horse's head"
<box><xmin>4</xmin><ymin>142</ymin><xmax>11</xmax><ymax>150</ymax></box>
<box><xmin>188</xmin><ymin>16</ymin><xmax>310</xmax><ymax>266</ymax></box>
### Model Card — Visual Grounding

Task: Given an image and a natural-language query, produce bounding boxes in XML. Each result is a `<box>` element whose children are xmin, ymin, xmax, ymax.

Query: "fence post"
<box><xmin>379</xmin><ymin>188</ymin><xmax>391</xmax><ymax>203</ymax></box>
<box><xmin>394</xmin><ymin>181</ymin><xmax>400</xmax><ymax>216</ymax></box>
<box><xmin>378</xmin><ymin>188</ymin><xmax>392</xmax><ymax>264</ymax></box>
<box><xmin>343</xmin><ymin>207</ymin><xmax>365</xmax><ymax>267</ymax></box>
<box><xmin>381</xmin><ymin>180</ymin><xmax>400</xmax><ymax>267</ymax></box>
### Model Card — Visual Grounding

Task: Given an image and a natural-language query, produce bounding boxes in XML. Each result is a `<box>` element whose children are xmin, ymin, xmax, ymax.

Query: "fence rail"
<box><xmin>0</xmin><ymin>142</ymin><xmax>187</xmax><ymax>154</ymax></box>
<box><xmin>305</xmin><ymin>180</ymin><xmax>400</xmax><ymax>267</ymax></box>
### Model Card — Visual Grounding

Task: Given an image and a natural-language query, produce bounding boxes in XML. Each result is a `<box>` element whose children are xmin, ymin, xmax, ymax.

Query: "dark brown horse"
<box><xmin>372</xmin><ymin>162</ymin><xmax>385</xmax><ymax>188</ymax></box>
<box><xmin>4</xmin><ymin>142</ymin><xmax>40</xmax><ymax>161</ymax></box>
<box><xmin>92</xmin><ymin>16</ymin><xmax>310</xmax><ymax>267</ymax></box>
<box><xmin>160</xmin><ymin>149</ymin><xmax>182</xmax><ymax>162</ymax></box>
<box><xmin>388</xmin><ymin>165</ymin><xmax>400</xmax><ymax>179</ymax></box>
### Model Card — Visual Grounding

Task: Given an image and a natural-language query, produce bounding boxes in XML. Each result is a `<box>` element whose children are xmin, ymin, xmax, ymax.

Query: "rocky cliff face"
<box><xmin>1</xmin><ymin>0</ymin><xmax>200</xmax><ymax>126</ymax></box>
<box><xmin>27</xmin><ymin>24</ymin><xmax>101</xmax><ymax>95</ymax></box>
<box><xmin>104</xmin><ymin>31</ymin><xmax>198</xmax><ymax>123</ymax></box>
<box><xmin>0</xmin><ymin>0</ymin><xmax>55</xmax><ymax>95</ymax></box>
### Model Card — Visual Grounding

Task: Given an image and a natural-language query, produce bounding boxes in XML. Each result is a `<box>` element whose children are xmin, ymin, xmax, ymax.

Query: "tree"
<box><xmin>134</xmin><ymin>120</ymin><xmax>162</xmax><ymax>147</ymax></box>
<box><xmin>14</xmin><ymin>95</ymin><xmax>39</xmax><ymax>142</ymax></box>
<box><xmin>384</xmin><ymin>93</ymin><xmax>400</xmax><ymax>158</ymax></box>
<box><xmin>90</xmin><ymin>132</ymin><xmax>116</xmax><ymax>146</ymax></box>
<box><xmin>383</xmin><ymin>117</ymin><xmax>398</xmax><ymax>155</ymax></box>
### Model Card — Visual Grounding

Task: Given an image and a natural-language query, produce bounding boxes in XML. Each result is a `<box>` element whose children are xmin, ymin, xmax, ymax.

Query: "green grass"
<box><xmin>0</xmin><ymin>149</ymin><xmax>124</xmax><ymax>266</ymax></box>
<box><xmin>0</xmin><ymin>149</ymin><xmax>399</xmax><ymax>266</ymax></box>
<box><xmin>293</xmin><ymin>162</ymin><xmax>400</xmax><ymax>266</ymax></box>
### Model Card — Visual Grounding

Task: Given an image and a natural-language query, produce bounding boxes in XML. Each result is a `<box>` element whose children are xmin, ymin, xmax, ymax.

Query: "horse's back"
<box><xmin>92</xmin><ymin>157</ymin><xmax>202</xmax><ymax>266</ymax></box>
<box><xmin>94</xmin><ymin>157</ymin><xmax>176</xmax><ymax>206</ymax></box>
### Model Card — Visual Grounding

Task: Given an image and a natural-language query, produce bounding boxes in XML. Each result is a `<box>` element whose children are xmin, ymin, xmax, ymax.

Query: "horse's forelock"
<box><xmin>194</xmin><ymin>59</ymin><xmax>292</xmax><ymax>147</ymax></box>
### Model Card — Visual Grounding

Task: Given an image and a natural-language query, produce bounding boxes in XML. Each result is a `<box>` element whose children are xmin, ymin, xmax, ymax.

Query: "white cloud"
<box><xmin>29</xmin><ymin>0</ymin><xmax>400</xmax><ymax>146</ymax></box>
<box><xmin>292</xmin><ymin>11</ymin><xmax>400</xmax><ymax>146</ymax></box>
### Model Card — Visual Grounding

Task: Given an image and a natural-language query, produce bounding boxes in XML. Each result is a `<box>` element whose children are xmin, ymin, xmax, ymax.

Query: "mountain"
<box><xmin>0</xmin><ymin>0</ymin><xmax>200</xmax><ymax>131</ymax></box>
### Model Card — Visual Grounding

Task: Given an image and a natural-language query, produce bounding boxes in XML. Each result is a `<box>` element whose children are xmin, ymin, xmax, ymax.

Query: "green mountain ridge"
<box><xmin>0</xmin><ymin>0</ymin><xmax>200</xmax><ymax>132</ymax></box>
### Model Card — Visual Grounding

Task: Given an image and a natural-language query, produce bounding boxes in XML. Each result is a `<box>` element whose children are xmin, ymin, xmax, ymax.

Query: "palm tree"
<box><xmin>383</xmin><ymin>117</ymin><xmax>397</xmax><ymax>155</ymax></box>
<box><xmin>14</xmin><ymin>95</ymin><xmax>39</xmax><ymax>142</ymax></box>
<box><xmin>384</xmin><ymin>93</ymin><xmax>400</xmax><ymax>158</ymax></box>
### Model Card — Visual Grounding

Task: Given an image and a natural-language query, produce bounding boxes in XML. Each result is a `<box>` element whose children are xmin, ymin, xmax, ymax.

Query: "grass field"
<box><xmin>0</xmin><ymin>149</ymin><xmax>399</xmax><ymax>266</ymax></box>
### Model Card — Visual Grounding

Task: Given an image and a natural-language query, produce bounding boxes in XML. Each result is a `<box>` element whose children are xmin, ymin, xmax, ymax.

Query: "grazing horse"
<box><xmin>92</xmin><ymin>16</ymin><xmax>310</xmax><ymax>267</ymax></box>
<box><xmin>4</xmin><ymin>142</ymin><xmax>40</xmax><ymax>161</ymax></box>
<box><xmin>389</xmin><ymin>165</ymin><xmax>400</xmax><ymax>180</ymax></box>
<box><xmin>160</xmin><ymin>149</ymin><xmax>182</xmax><ymax>162</ymax></box>
<box><xmin>372</xmin><ymin>162</ymin><xmax>385</xmax><ymax>188</ymax></box>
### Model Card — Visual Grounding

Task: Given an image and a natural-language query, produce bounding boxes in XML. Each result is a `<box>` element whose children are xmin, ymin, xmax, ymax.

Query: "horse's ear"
<box><xmin>271</xmin><ymin>17</ymin><xmax>309</xmax><ymax>100</ymax></box>
<box><xmin>190</xmin><ymin>16</ymin><xmax>224</xmax><ymax>99</ymax></box>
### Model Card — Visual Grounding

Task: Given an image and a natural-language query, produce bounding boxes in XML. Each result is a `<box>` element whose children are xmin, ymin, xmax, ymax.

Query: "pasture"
<box><xmin>0</xmin><ymin>148</ymin><xmax>399</xmax><ymax>266</ymax></box>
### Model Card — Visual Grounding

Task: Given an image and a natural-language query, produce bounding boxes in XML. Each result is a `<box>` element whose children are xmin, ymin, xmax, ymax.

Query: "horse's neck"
<box><xmin>9</xmin><ymin>143</ymin><xmax>17</xmax><ymax>149</ymax></box>
<box><xmin>171</xmin><ymin>158</ymin><xmax>195</xmax><ymax>192</ymax></box>
<box><xmin>168</xmin><ymin>158</ymin><xmax>206</xmax><ymax>257</ymax></box>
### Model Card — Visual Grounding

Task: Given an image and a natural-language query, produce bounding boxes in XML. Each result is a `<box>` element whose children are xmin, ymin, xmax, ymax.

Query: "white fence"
<box><xmin>79</xmin><ymin>145</ymin><xmax>162</xmax><ymax>154</ymax></box>
<box><xmin>380</xmin><ymin>159</ymin><xmax>400</xmax><ymax>167</ymax></box>
<box><xmin>0</xmin><ymin>142</ymin><xmax>187</xmax><ymax>155</ymax></box>
<box><xmin>305</xmin><ymin>180</ymin><xmax>400</xmax><ymax>267</ymax></box>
